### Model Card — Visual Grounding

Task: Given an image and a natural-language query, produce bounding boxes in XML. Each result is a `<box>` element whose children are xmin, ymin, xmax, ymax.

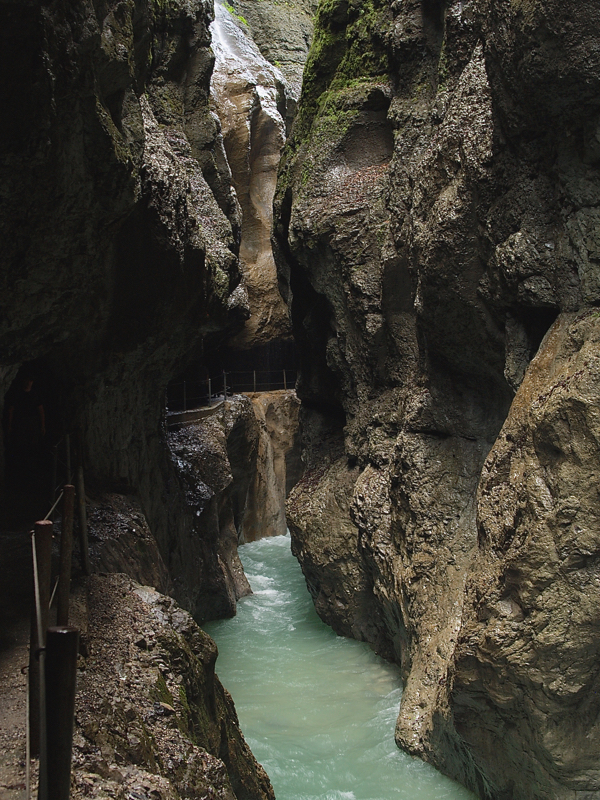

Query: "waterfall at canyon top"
<box><xmin>210</xmin><ymin>3</ymin><xmax>291</xmax><ymax>349</ymax></box>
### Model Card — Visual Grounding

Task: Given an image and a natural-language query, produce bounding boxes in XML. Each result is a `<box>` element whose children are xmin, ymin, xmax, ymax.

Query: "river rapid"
<box><xmin>204</xmin><ymin>534</ymin><xmax>477</xmax><ymax>800</ymax></box>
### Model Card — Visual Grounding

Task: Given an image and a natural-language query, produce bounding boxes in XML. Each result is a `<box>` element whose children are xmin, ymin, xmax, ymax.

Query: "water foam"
<box><xmin>204</xmin><ymin>535</ymin><xmax>476</xmax><ymax>800</ymax></box>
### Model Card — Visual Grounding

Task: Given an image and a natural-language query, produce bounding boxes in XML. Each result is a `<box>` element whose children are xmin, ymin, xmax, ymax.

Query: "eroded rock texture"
<box><xmin>210</xmin><ymin>2</ymin><xmax>292</xmax><ymax>348</ymax></box>
<box><xmin>274</xmin><ymin>0</ymin><xmax>600</xmax><ymax>796</ymax></box>
<box><xmin>242</xmin><ymin>390</ymin><xmax>301</xmax><ymax>541</ymax></box>
<box><xmin>166</xmin><ymin>395</ymin><xmax>258</xmax><ymax>621</ymax></box>
<box><xmin>71</xmin><ymin>573</ymin><xmax>274</xmax><ymax>800</ymax></box>
<box><xmin>0</xmin><ymin>0</ymin><xmax>248</xmax><ymax>611</ymax></box>
<box><xmin>88</xmin><ymin>493</ymin><xmax>171</xmax><ymax>594</ymax></box>
<box><xmin>163</xmin><ymin>391</ymin><xmax>300</xmax><ymax>612</ymax></box>
<box><xmin>233</xmin><ymin>0</ymin><xmax>318</xmax><ymax>101</ymax></box>
<box><xmin>449</xmin><ymin>311</ymin><xmax>600</xmax><ymax>800</ymax></box>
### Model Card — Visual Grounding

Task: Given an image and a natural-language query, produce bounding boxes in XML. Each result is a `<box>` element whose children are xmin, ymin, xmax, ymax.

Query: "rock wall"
<box><xmin>0</xmin><ymin>4</ymin><xmax>298</xmax><ymax>795</ymax></box>
<box><xmin>0</xmin><ymin>0</ymin><xmax>247</xmax><ymax>607</ymax></box>
<box><xmin>274</xmin><ymin>0</ymin><xmax>600</xmax><ymax>797</ymax></box>
<box><xmin>233</xmin><ymin>0</ymin><xmax>318</xmax><ymax>101</ymax></box>
<box><xmin>0</xmin><ymin>0</ymin><xmax>307</xmax><ymax>626</ymax></box>
<box><xmin>88</xmin><ymin>493</ymin><xmax>172</xmax><ymax>594</ymax></box>
<box><xmin>447</xmin><ymin>310</ymin><xmax>600</xmax><ymax>800</ymax></box>
<box><xmin>71</xmin><ymin>573</ymin><xmax>274</xmax><ymax>800</ymax></box>
<box><xmin>87</xmin><ymin>392</ymin><xmax>299</xmax><ymax>622</ymax></box>
<box><xmin>165</xmin><ymin>395</ymin><xmax>258</xmax><ymax>621</ymax></box>
<box><xmin>210</xmin><ymin>2</ymin><xmax>291</xmax><ymax>349</ymax></box>
<box><xmin>242</xmin><ymin>390</ymin><xmax>301</xmax><ymax>541</ymax></box>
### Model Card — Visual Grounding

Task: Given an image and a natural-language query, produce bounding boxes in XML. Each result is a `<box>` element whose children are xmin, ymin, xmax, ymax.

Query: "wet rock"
<box><xmin>71</xmin><ymin>573</ymin><xmax>274</xmax><ymax>800</ymax></box>
<box><xmin>211</xmin><ymin>3</ymin><xmax>292</xmax><ymax>349</ymax></box>
<box><xmin>242</xmin><ymin>390</ymin><xmax>301</xmax><ymax>541</ymax></box>
<box><xmin>232</xmin><ymin>0</ymin><xmax>318</xmax><ymax>102</ymax></box>
<box><xmin>274</xmin><ymin>0</ymin><xmax>600</xmax><ymax>795</ymax></box>
<box><xmin>87</xmin><ymin>494</ymin><xmax>171</xmax><ymax>594</ymax></box>
<box><xmin>165</xmin><ymin>395</ymin><xmax>259</xmax><ymax>621</ymax></box>
<box><xmin>164</xmin><ymin>391</ymin><xmax>300</xmax><ymax>615</ymax></box>
<box><xmin>287</xmin><ymin>456</ymin><xmax>391</xmax><ymax>653</ymax></box>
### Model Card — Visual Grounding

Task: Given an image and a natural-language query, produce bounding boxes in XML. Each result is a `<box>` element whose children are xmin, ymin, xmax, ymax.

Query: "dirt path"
<box><xmin>0</xmin><ymin>531</ymin><xmax>36</xmax><ymax>800</ymax></box>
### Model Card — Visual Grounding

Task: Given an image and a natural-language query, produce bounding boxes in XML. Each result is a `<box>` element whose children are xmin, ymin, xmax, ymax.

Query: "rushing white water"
<box><xmin>204</xmin><ymin>535</ymin><xmax>477</xmax><ymax>800</ymax></box>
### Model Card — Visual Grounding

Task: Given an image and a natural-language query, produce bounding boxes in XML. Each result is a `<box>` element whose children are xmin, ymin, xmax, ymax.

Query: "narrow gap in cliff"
<box><xmin>521</xmin><ymin>307</ymin><xmax>560</xmax><ymax>357</ymax></box>
<box><xmin>103</xmin><ymin>89</ymin><xmax>125</xmax><ymax>131</ymax></box>
<box><xmin>421</xmin><ymin>0</ymin><xmax>446</xmax><ymax>40</ymax></box>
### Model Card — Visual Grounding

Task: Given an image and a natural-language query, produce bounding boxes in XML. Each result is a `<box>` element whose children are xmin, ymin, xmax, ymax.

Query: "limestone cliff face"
<box><xmin>163</xmin><ymin>391</ymin><xmax>300</xmax><ymax>613</ymax></box>
<box><xmin>448</xmin><ymin>311</ymin><xmax>600</xmax><ymax>800</ymax></box>
<box><xmin>208</xmin><ymin>0</ymin><xmax>318</xmax><ymax>350</ymax></box>
<box><xmin>242</xmin><ymin>390</ymin><xmax>301</xmax><ymax>542</ymax></box>
<box><xmin>0</xmin><ymin>0</ymin><xmax>247</xmax><ymax>610</ymax></box>
<box><xmin>71</xmin><ymin>573</ymin><xmax>274</xmax><ymax>800</ymax></box>
<box><xmin>210</xmin><ymin>3</ymin><xmax>291</xmax><ymax>349</ymax></box>
<box><xmin>274</xmin><ymin>0</ymin><xmax>600</xmax><ymax>796</ymax></box>
<box><xmin>233</xmin><ymin>0</ymin><xmax>318</xmax><ymax>101</ymax></box>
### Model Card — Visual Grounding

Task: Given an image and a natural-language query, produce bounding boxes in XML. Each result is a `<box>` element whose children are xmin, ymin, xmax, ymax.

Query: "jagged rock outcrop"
<box><xmin>142</xmin><ymin>391</ymin><xmax>298</xmax><ymax>620</ymax></box>
<box><xmin>275</xmin><ymin>0</ymin><xmax>600</xmax><ymax>796</ymax></box>
<box><xmin>165</xmin><ymin>390</ymin><xmax>300</xmax><ymax>598</ymax></box>
<box><xmin>88</xmin><ymin>493</ymin><xmax>171</xmax><ymax>594</ymax></box>
<box><xmin>166</xmin><ymin>395</ymin><xmax>258</xmax><ymax>621</ymax></box>
<box><xmin>71</xmin><ymin>573</ymin><xmax>274</xmax><ymax>800</ymax></box>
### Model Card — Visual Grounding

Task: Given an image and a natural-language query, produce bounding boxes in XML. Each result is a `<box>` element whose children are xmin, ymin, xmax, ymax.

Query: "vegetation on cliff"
<box><xmin>274</xmin><ymin>0</ymin><xmax>600</xmax><ymax>797</ymax></box>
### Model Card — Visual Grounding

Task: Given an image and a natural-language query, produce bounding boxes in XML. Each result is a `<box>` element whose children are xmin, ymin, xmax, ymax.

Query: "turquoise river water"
<box><xmin>204</xmin><ymin>534</ymin><xmax>477</xmax><ymax>800</ymax></box>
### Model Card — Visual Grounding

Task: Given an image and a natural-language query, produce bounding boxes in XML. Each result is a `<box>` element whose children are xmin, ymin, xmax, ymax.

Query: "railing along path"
<box><xmin>167</xmin><ymin>368</ymin><xmax>296</xmax><ymax>413</ymax></box>
<box><xmin>26</xmin><ymin>434</ymin><xmax>88</xmax><ymax>800</ymax></box>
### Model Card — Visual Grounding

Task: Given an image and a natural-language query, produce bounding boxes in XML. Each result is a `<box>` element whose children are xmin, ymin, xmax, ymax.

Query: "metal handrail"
<box><xmin>167</xmin><ymin>369</ymin><xmax>297</xmax><ymax>411</ymax></box>
<box><xmin>27</xmin><ymin>483</ymin><xmax>79</xmax><ymax>800</ymax></box>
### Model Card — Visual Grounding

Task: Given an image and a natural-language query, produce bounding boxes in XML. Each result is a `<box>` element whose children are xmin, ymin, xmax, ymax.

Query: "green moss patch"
<box><xmin>293</xmin><ymin>0</ymin><xmax>392</xmax><ymax>143</ymax></box>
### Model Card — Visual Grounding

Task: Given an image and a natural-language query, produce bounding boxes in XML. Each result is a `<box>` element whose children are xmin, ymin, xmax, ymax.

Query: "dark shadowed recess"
<box><xmin>166</xmin><ymin>340</ymin><xmax>298</xmax><ymax>411</ymax></box>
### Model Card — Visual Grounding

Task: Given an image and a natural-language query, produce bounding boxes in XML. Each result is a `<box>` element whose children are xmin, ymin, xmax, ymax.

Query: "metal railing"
<box><xmin>167</xmin><ymin>369</ymin><xmax>297</xmax><ymax>412</ymax></box>
<box><xmin>27</xmin><ymin>434</ymin><xmax>89</xmax><ymax>800</ymax></box>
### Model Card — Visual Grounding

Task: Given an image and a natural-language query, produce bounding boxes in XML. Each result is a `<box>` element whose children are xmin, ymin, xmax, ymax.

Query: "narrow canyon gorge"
<box><xmin>1</xmin><ymin>0</ymin><xmax>600</xmax><ymax>799</ymax></box>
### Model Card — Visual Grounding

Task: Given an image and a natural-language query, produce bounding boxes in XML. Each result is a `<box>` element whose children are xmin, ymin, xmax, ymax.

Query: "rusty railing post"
<box><xmin>283</xmin><ymin>370</ymin><xmax>287</xmax><ymax>391</ymax></box>
<box><xmin>50</xmin><ymin>444</ymin><xmax>58</xmax><ymax>514</ymax></box>
<box><xmin>183</xmin><ymin>380</ymin><xmax>186</xmax><ymax>411</ymax></box>
<box><xmin>76</xmin><ymin>466</ymin><xmax>91</xmax><ymax>576</ymax></box>
<box><xmin>223</xmin><ymin>371</ymin><xmax>227</xmax><ymax>399</ymax></box>
<box><xmin>29</xmin><ymin>519</ymin><xmax>53</xmax><ymax>762</ymax></box>
<box><xmin>253</xmin><ymin>371</ymin><xmax>256</xmax><ymax>394</ymax></box>
<box><xmin>45</xmin><ymin>626</ymin><xmax>79</xmax><ymax>800</ymax></box>
<box><xmin>65</xmin><ymin>433</ymin><xmax>71</xmax><ymax>485</ymax></box>
<box><xmin>57</xmin><ymin>485</ymin><xmax>75</xmax><ymax>626</ymax></box>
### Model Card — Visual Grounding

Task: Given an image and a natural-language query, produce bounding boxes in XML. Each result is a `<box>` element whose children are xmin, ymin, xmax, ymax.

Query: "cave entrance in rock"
<box><xmin>2</xmin><ymin>360</ymin><xmax>66</xmax><ymax>528</ymax></box>
<box><xmin>166</xmin><ymin>339</ymin><xmax>297</xmax><ymax>412</ymax></box>
<box><xmin>522</xmin><ymin>306</ymin><xmax>560</xmax><ymax>355</ymax></box>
